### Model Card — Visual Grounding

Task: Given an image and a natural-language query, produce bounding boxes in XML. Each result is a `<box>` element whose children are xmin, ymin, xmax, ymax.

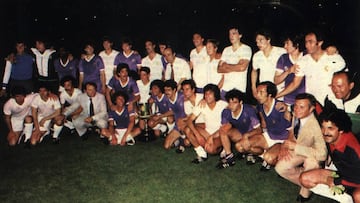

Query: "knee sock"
<box><xmin>23</xmin><ymin>123</ymin><xmax>33</xmax><ymax>142</ymax></box>
<box><xmin>52</xmin><ymin>124</ymin><xmax>63</xmax><ymax>139</ymax></box>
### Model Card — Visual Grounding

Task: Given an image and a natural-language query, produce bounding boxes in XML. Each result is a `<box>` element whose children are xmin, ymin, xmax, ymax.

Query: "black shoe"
<box><xmin>191</xmin><ymin>156</ymin><xmax>208</xmax><ymax>164</ymax></box>
<box><xmin>24</xmin><ymin>140</ymin><xmax>31</xmax><ymax>149</ymax></box>
<box><xmin>296</xmin><ymin>194</ymin><xmax>311</xmax><ymax>202</ymax></box>
<box><xmin>216</xmin><ymin>159</ymin><xmax>235</xmax><ymax>169</ymax></box>
<box><xmin>260</xmin><ymin>161</ymin><xmax>271</xmax><ymax>171</ymax></box>
<box><xmin>100</xmin><ymin>137</ymin><xmax>110</xmax><ymax>145</ymax></box>
<box><xmin>52</xmin><ymin>138</ymin><xmax>60</xmax><ymax>144</ymax></box>
<box><xmin>236</xmin><ymin>152</ymin><xmax>246</xmax><ymax>160</ymax></box>
<box><xmin>246</xmin><ymin>154</ymin><xmax>257</xmax><ymax>165</ymax></box>
<box><xmin>175</xmin><ymin>145</ymin><xmax>185</xmax><ymax>153</ymax></box>
<box><xmin>81</xmin><ymin>133</ymin><xmax>89</xmax><ymax>141</ymax></box>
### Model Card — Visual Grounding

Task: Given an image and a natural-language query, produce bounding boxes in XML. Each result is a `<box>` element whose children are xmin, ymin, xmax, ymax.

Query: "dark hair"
<box><xmin>206</xmin><ymin>39</ymin><xmax>219</xmax><ymax>49</ymax></box>
<box><xmin>257</xmin><ymin>81</ymin><xmax>277</xmax><ymax>98</ymax></box>
<box><xmin>102</xmin><ymin>36</ymin><xmax>113</xmax><ymax>43</ymax></box>
<box><xmin>164</xmin><ymin>79</ymin><xmax>177</xmax><ymax>90</ymax></box>
<box><xmin>38</xmin><ymin>82</ymin><xmax>49</xmax><ymax>91</ymax></box>
<box><xmin>150</xmin><ymin>80</ymin><xmax>165</xmax><ymax>93</ymax></box>
<box><xmin>333</xmin><ymin>70</ymin><xmax>353</xmax><ymax>84</ymax></box>
<box><xmin>295</xmin><ymin>93</ymin><xmax>317</xmax><ymax>107</ymax></box>
<box><xmin>255</xmin><ymin>29</ymin><xmax>272</xmax><ymax>41</ymax></box>
<box><xmin>181</xmin><ymin>79</ymin><xmax>196</xmax><ymax>90</ymax></box>
<box><xmin>85</xmin><ymin>82</ymin><xmax>97</xmax><ymax>90</ymax></box>
<box><xmin>203</xmin><ymin>83</ymin><xmax>221</xmax><ymax>101</ymax></box>
<box><xmin>121</xmin><ymin>38</ymin><xmax>133</xmax><ymax>47</ymax></box>
<box><xmin>11</xmin><ymin>86</ymin><xmax>26</xmax><ymax>96</ymax></box>
<box><xmin>139</xmin><ymin>66</ymin><xmax>150</xmax><ymax>74</ymax></box>
<box><xmin>306</xmin><ymin>29</ymin><xmax>325</xmax><ymax>43</ymax></box>
<box><xmin>116</xmin><ymin>63</ymin><xmax>130</xmax><ymax>74</ymax></box>
<box><xmin>84</xmin><ymin>41</ymin><xmax>95</xmax><ymax>49</ymax></box>
<box><xmin>228</xmin><ymin>26</ymin><xmax>243</xmax><ymax>35</ymax></box>
<box><xmin>225</xmin><ymin>89</ymin><xmax>246</xmax><ymax>102</ymax></box>
<box><xmin>111</xmin><ymin>91</ymin><xmax>128</xmax><ymax>105</ymax></box>
<box><xmin>319</xmin><ymin>109</ymin><xmax>352</xmax><ymax>133</ymax></box>
<box><xmin>61</xmin><ymin>75</ymin><xmax>76</xmax><ymax>87</ymax></box>
<box><xmin>285</xmin><ymin>33</ymin><xmax>304</xmax><ymax>51</ymax></box>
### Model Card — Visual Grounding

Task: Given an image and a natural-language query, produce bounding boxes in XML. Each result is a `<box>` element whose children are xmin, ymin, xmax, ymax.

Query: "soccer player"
<box><xmin>186</xmin><ymin>84</ymin><xmax>228</xmax><ymax>163</ymax></box>
<box><xmin>190</xmin><ymin>32</ymin><xmax>209</xmax><ymax>93</ymax></box>
<box><xmin>162</xmin><ymin>80</ymin><xmax>187</xmax><ymax>150</ymax></box>
<box><xmin>54</xmin><ymin>47</ymin><xmax>79</xmax><ymax>86</ymax></box>
<box><xmin>30</xmin><ymin>84</ymin><xmax>62</xmax><ymax>145</ymax></box>
<box><xmin>98</xmin><ymin>36</ymin><xmax>119</xmax><ymax>85</ymax></box>
<box><xmin>218</xmin><ymin>27</ymin><xmax>252</xmax><ymax>95</ymax></box>
<box><xmin>237</xmin><ymin>81</ymin><xmax>291</xmax><ymax>170</ymax></box>
<box><xmin>3</xmin><ymin>87</ymin><xmax>36</xmax><ymax>146</ymax></box>
<box><xmin>205</xmin><ymin>39</ymin><xmax>223</xmax><ymax>90</ymax></box>
<box><xmin>78</xmin><ymin>42</ymin><xmax>106</xmax><ymax>94</ymax></box>
<box><xmin>217</xmin><ymin>89</ymin><xmax>261</xmax><ymax>169</ymax></box>
<box><xmin>114</xmin><ymin>38</ymin><xmax>142</xmax><ymax>80</ymax></box>
<box><xmin>275</xmin><ymin>93</ymin><xmax>327</xmax><ymax>202</ymax></box>
<box><xmin>101</xmin><ymin>91</ymin><xmax>141</xmax><ymax>146</ymax></box>
<box><xmin>300</xmin><ymin>110</ymin><xmax>360</xmax><ymax>203</ymax></box>
<box><xmin>106</xmin><ymin>63</ymin><xmax>140</xmax><ymax>110</ymax></box>
<box><xmin>276</xmin><ymin>30</ymin><xmax>346</xmax><ymax>105</ymax></box>
<box><xmin>147</xmin><ymin>80</ymin><xmax>171</xmax><ymax>137</ymax></box>
<box><xmin>141</xmin><ymin>40</ymin><xmax>164</xmax><ymax>81</ymax></box>
<box><xmin>251</xmin><ymin>29</ymin><xmax>286</xmax><ymax>98</ymax></box>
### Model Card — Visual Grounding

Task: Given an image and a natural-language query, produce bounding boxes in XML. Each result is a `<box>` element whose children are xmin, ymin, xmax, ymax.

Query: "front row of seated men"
<box><xmin>3</xmin><ymin>75</ymin><xmax>360</xmax><ymax>202</ymax></box>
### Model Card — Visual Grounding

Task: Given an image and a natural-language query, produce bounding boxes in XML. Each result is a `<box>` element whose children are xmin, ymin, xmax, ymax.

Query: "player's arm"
<box><xmin>250</xmin><ymin>69</ymin><xmax>258</xmax><ymax>97</ymax></box>
<box><xmin>4</xmin><ymin>114</ymin><xmax>13</xmax><ymax>133</ymax></box>
<box><xmin>32</xmin><ymin>107</ymin><xmax>40</xmax><ymax>130</ymax></box>
<box><xmin>186</xmin><ymin>113</ymin><xmax>201</xmax><ymax>138</ymax></box>
<box><xmin>78</xmin><ymin>72</ymin><xmax>84</xmax><ymax>90</ymax></box>
<box><xmin>100</xmin><ymin>70</ymin><xmax>106</xmax><ymax>94</ymax></box>
<box><xmin>243</xmin><ymin>125</ymin><xmax>262</xmax><ymax>138</ymax></box>
<box><xmin>40</xmin><ymin>108</ymin><xmax>61</xmax><ymax>125</ymax></box>
<box><xmin>219</xmin><ymin>59</ymin><xmax>249</xmax><ymax>73</ymax></box>
<box><xmin>276</xmin><ymin>75</ymin><xmax>303</xmax><ymax>98</ymax></box>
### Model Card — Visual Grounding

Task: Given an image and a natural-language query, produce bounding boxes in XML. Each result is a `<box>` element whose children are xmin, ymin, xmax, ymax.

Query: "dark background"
<box><xmin>0</xmin><ymin>0</ymin><xmax>359</xmax><ymax>70</ymax></box>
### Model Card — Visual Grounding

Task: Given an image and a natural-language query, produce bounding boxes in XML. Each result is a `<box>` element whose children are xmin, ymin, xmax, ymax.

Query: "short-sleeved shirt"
<box><xmin>190</xmin><ymin>47</ymin><xmax>210</xmax><ymax>89</ymax></box>
<box><xmin>184</xmin><ymin>93</ymin><xmax>204</xmax><ymax>123</ymax></box>
<box><xmin>207</xmin><ymin>59</ymin><xmax>223</xmax><ymax>86</ymax></box>
<box><xmin>79</xmin><ymin>55</ymin><xmax>105</xmax><ymax>92</ymax></box>
<box><xmin>168</xmin><ymin>92</ymin><xmax>186</xmax><ymax>121</ymax></box>
<box><xmin>252</xmin><ymin>46</ymin><xmax>286</xmax><ymax>83</ymax></box>
<box><xmin>99</xmin><ymin>49</ymin><xmax>119</xmax><ymax>84</ymax></box>
<box><xmin>221</xmin><ymin>104</ymin><xmax>260</xmax><ymax>134</ymax></box>
<box><xmin>108</xmin><ymin>76</ymin><xmax>140</xmax><ymax>102</ymax></box>
<box><xmin>141</xmin><ymin>53</ymin><xmax>163</xmax><ymax>81</ymax></box>
<box><xmin>136</xmin><ymin>80</ymin><xmax>151</xmax><ymax>104</ymax></box>
<box><xmin>114</xmin><ymin>51</ymin><xmax>142</xmax><ymax>72</ymax></box>
<box><xmin>220</xmin><ymin>44</ymin><xmax>252</xmax><ymax>92</ymax></box>
<box><xmin>3</xmin><ymin>93</ymin><xmax>37</xmax><ymax>119</ymax></box>
<box><xmin>59</xmin><ymin>88</ymin><xmax>82</xmax><ymax>105</ymax></box>
<box><xmin>54</xmin><ymin>58</ymin><xmax>79</xmax><ymax>81</ymax></box>
<box><xmin>296</xmin><ymin>53</ymin><xmax>345</xmax><ymax>105</ymax></box>
<box><xmin>108</xmin><ymin>108</ymin><xmax>135</xmax><ymax>129</ymax></box>
<box><xmin>31</xmin><ymin>95</ymin><xmax>61</xmax><ymax>118</ymax></box>
<box><xmin>151</xmin><ymin>94</ymin><xmax>170</xmax><ymax>114</ymax></box>
<box><xmin>257</xmin><ymin>99</ymin><xmax>291</xmax><ymax>140</ymax></box>
<box><xmin>276</xmin><ymin>53</ymin><xmax>306</xmax><ymax>104</ymax></box>
<box><xmin>193</xmin><ymin>100</ymin><xmax>228</xmax><ymax>134</ymax></box>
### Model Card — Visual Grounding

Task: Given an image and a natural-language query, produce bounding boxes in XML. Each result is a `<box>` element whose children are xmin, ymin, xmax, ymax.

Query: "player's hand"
<box><xmin>84</xmin><ymin>117</ymin><xmax>93</xmax><ymax>123</ymax></box>
<box><xmin>39</xmin><ymin>118</ymin><xmax>46</xmax><ymax>127</ymax></box>
<box><xmin>275</xmin><ymin>102</ymin><xmax>288</xmax><ymax>112</ymax></box>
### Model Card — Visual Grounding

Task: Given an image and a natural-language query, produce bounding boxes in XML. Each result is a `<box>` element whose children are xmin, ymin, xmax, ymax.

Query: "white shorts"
<box><xmin>38</xmin><ymin>116</ymin><xmax>52</xmax><ymax>132</ymax></box>
<box><xmin>263</xmin><ymin>131</ymin><xmax>285</xmax><ymax>148</ymax></box>
<box><xmin>11</xmin><ymin>117</ymin><xmax>25</xmax><ymax>132</ymax></box>
<box><xmin>115</xmin><ymin>128</ymin><xmax>128</xmax><ymax>144</ymax></box>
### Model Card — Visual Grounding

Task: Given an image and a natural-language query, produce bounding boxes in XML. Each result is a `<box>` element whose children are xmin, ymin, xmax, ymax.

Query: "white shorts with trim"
<box><xmin>263</xmin><ymin>131</ymin><xmax>285</xmax><ymax>148</ymax></box>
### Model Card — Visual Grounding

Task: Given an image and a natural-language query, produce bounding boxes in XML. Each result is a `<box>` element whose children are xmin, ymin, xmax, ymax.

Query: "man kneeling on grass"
<box><xmin>185</xmin><ymin>84</ymin><xmax>228</xmax><ymax>164</ymax></box>
<box><xmin>101</xmin><ymin>91</ymin><xmax>141</xmax><ymax>145</ymax></box>
<box><xmin>217</xmin><ymin>89</ymin><xmax>262</xmax><ymax>169</ymax></box>
<box><xmin>299</xmin><ymin>110</ymin><xmax>360</xmax><ymax>203</ymax></box>
<box><xmin>236</xmin><ymin>81</ymin><xmax>291</xmax><ymax>171</ymax></box>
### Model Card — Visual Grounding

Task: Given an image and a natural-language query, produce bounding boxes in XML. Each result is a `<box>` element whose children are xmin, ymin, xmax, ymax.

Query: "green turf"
<box><xmin>0</xmin><ymin>133</ymin><xmax>337</xmax><ymax>203</ymax></box>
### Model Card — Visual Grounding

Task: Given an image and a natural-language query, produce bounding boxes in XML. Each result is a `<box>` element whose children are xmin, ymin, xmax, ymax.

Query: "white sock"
<box><xmin>194</xmin><ymin>146</ymin><xmax>207</xmax><ymax>158</ymax></box>
<box><xmin>23</xmin><ymin>123</ymin><xmax>33</xmax><ymax>142</ymax></box>
<box><xmin>166</xmin><ymin>122</ymin><xmax>175</xmax><ymax>132</ymax></box>
<box><xmin>158</xmin><ymin>124</ymin><xmax>167</xmax><ymax>133</ymax></box>
<box><xmin>52</xmin><ymin>124</ymin><xmax>63</xmax><ymax>139</ymax></box>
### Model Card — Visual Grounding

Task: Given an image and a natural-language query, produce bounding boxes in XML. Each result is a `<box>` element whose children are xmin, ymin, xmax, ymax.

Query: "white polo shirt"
<box><xmin>184</xmin><ymin>93</ymin><xmax>204</xmax><ymax>123</ymax></box>
<box><xmin>296</xmin><ymin>53</ymin><xmax>345</xmax><ymax>105</ymax></box>
<box><xmin>252</xmin><ymin>46</ymin><xmax>286</xmax><ymax>83</ymax></box>
<box><xmin>141</xmin><ymin>53</ymin><xmax>163</xmax><ymax>81</ymax></box>
<box><xmin>31</xmin><ymin>95</ymin><xmax>61</xmax><ymax>118</ymax></box>
<box><xmin>193</xmin><ymin>100</ymin><xmax>228</xmax><ymax>134</ymax></box>
<box><xmin>220</xmin><ymin>44</ymin><xmax>252</xmax><ymax>92</ymax></box>
<box><xmin>99</xmin><ymin>49</ymin><xmax>119</xmax><ymax>84</ymax></box>
<box><xmin>59</xmin><ymin>88</ymin><xmax>82</xmax><ymax>105</ymax></box>
<box><xmin>207</xmin><ymin>58</ymin><xmax>223</xmax><ymax>86</ymax></box>
<box><xmin>190</xmin><ymin>47</ymin><xmax>210</xmax><ymax>88</ymax></box>
<box><xmin>136</xmin><ymin>80</ymin><xmax>151</xmax><ymax>104</ymax></box>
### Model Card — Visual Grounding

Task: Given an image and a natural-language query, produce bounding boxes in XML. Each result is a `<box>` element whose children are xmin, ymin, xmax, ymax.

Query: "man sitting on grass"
<box><xmin>217</xmin><ymin>89</ymin><xmax>262</xmax><ymax>169</ymax></box>
<box><xmin>185</xmin><ymin>84</ymin><xmax>228</xmax><ymax>163</ymax></box>
<box><xmin>101</xmin><ymin>91</ymin><xmax>141</xmax><ymax>146</ymax></box>
<box><xmin>236</xmin><ymin>81</ymin><xmax>291</xmax><ymax>171</ymax></box>
<box><xmin>300</xmin><ymin>110</ymin><xmax>360</xmax><ymax>203</ymax></box>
